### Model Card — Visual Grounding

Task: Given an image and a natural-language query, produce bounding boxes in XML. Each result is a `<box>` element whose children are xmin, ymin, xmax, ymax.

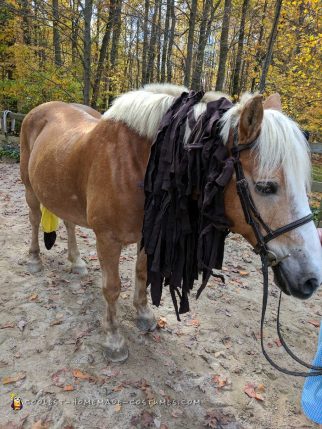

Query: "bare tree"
<box><xmin>91</xmin><ymin>0</ymin><xmax>115</xmax><ymax>108</ymax></box>
<box><xmin>146</xmin><ymin>0</ymin><xmax>160</xmax><ymax>83</ymax></box>
<box><xmin>191</xmin><ymin>0</ymin><xmax>221</xmax><ymax>90</ymax></box>
<box><xmin>215</xmin><ymin>0</ymin><xmax>232</xmax><ymax>91</ymax></box>
<box><xmin>231</xmin><ymin>0</ymin><xmax>249</xmax><ymax>96</ymax></box>
<box><xmin>160</xmin><ymin>0</ymin><xmax>171</xmax><ymax>82</ymax></box>
<box><xmin>184</xmin><ymin>0</ymin><xmax>197</xmax><ymax>88</ymax></box>
<box><xmin>52</xmin><ymin>0</ymin><xmax>62</xmax><ymax>66</ymax></box>
<box><xmin>141</xmin><ymin>0</ymin><xmax>150</xmax><ymax>85</ymax></box>
<box><xmin>83</xmin><ymin>0</ymin><xmax>93</xmax><ymax>105</ymax></box>
<box><xmin>108</xmin><ymin>0</ymin><xmax>122</xmax><ymax>104</ymax></box>
<box><xmin>259</xmin><ymin>0</ymin><xmax>283</xmax><ymax>93</ymax></box>
<box><xmin>167</xmin><ymin>0</ymin><xmax>176</xmax><ymax>82</ymax></box>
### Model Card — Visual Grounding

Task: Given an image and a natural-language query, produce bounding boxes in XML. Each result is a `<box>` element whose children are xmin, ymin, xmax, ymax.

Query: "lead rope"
<box><xmin>276</xmin><ymin>291</ymin><xmax>322</xmax><ymax>373</ymax></box>
<box><xmin>260</xmin><ymin>255</ymin><xmax>322</xmax><ymax>377</ymax></box>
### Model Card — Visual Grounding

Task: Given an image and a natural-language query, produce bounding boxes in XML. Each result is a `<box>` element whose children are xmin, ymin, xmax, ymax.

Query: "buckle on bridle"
<box><xmin>267</xmin><ymin>250</ymin><xmax>291</xmax><ymax>267</ymax></box>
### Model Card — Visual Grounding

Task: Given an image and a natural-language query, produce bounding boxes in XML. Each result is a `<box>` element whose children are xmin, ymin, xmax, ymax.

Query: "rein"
<box><xmin>231</xmin><ymin>130</ymin><xmax>322</xmax><ymax>377</ymax></box>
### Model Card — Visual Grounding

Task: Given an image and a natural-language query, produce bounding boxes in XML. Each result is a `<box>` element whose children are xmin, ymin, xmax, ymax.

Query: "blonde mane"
<box><xmin>103</xmin><ymin>84</ymin><xmax>310</xmax><ymax>190</ymax></box>
<box><xmin>103</xmin><ymin>84</ymin><xmax>188</xmax><ymax>140</ymax></box>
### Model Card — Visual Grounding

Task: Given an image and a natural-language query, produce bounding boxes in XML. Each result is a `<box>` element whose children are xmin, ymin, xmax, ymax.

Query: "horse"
<box><xmin>20</xmin><ymin>83</ymin><xmax>322</xmax><ymax>362</ymax></box>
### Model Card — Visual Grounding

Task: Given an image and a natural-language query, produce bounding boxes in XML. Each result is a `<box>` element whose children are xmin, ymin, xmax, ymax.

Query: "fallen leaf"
<box><xmin>222</xmin><ymin>336</ymin><xmax>232</xmax><ymax>349</ymax></box>
<box><xmin>0</xmin><ymin>322</ymin><xmax>15</xmax><ymax>329</ymax></box>
<box><xmin>157</xmin><ymin>317</ymin><xmax>167</xmax><ymax>329</ymax></box>
<box><xmin>120</xmin><ymin>292</ymin><xmax>129</xmax><ymax>299</ymax></box>
<box><xmin>152</xmin><ymin>333</ymin><xmax>161</xmax><ymax>343</ymax></box>
<box><xmin>171</xmin><ymin>409</ymin><xmax>183</xmax><ymax>418</ymax></box>
<box><xmin>113</xmin><ymin>383</ymin><xmax>125</xmax><ymax>392</ymax></box>
<box><xmin>29</xmin><ymin>293</ymin><xmax>38</xmax><ymax>301</ymax></box>
<box><xmin>72</xmin><ymin>369</ymin><xmax>94</xmax><ymax>381</ymax></box>
<box><xmin>31</xmin><ymin>420</ymin><xmax>49</xmax><ymax>429</ymax></box>
<box><xmin>243</xmin><ymin>383</ymin><xmax>264</xmax><ymax>401</ymax></box>
<box><xmin>51</xmin><ymin>368</ymin><xmax>68</xmax><ymax>387</ymax></box>
<box><xmin>204</xmin><ymin>409</ymin><xmax>231</xmax><ymax>428</ymax></box>
<box><xmin>257</xmin><ymin>383</ymin><xmax>266</xmax><ymax>393</ymax></box>
<box><xmin>308</xmin><ymin>320</ymin><xmax>320</xmax><ymax>328</ymax></box>
<box><xmin>239</xmin><ymin>270</ymin><xmax>249</xmax><ymax>276</ymax></box>
<box><xmin>130</xmin><ymin>410</ymin><xmax>154</xmax><ymax>428</ymax></box>
<box><xmin>63</xmin><ymin>385</ymin><xmax>74</xmax><ymax>391</ymax></box>
<box><xmin>211</xmin><ymin>375</ymin><xmax>228</xmax><ymax>389</ymax></box>
<box><xmin>89</xmin><ymin>255</ymin><xmax>98</xmax><ymax>260</ymax></box>
<box><xmin>187</xmin><ymin>319</ymin><xmax>200</xmax><ymax>327</ymax></box>
<box><xmin>274</xmin><ymin>339</ymin><xmax>282</xmax><ymax>347</ymax></box>
<box><xmin>2</xmin><ymin>372</ymin><xmax>26</xmax><ymax>385</ymax></box>
<box><xmin>115</xmin><ymin>403</ymin><xmax>122</xmax><ymax>412</ymax></box>
<box><xmin>50</xmin><ymin>320</ymin><xmax>62</xmax><ymax>326</ymax></box>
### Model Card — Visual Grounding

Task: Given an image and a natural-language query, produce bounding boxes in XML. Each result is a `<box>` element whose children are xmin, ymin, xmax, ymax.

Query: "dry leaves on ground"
<box><xmin>243</xmin><ymin>382</ymin><xmax>265</xmax><ymax>401</ymax></box>
<box><xmin>2</xmin><ymin>372</ymin><xmax>26</xmax><ymax>385</ymax></box>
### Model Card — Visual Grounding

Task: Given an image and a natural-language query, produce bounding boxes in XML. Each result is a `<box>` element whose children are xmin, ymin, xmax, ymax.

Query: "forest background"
<box><xmin>0</xmin><ymin>0</ymin><xmax>321</xmax><ymax>140</ymax></box>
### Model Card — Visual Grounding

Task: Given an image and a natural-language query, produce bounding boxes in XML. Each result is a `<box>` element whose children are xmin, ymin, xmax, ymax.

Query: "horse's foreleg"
<box><xmin>134</xmin><ymin>244</ymin><xmax>157</xmax><ymax>332</ymax></box>
<box><xmin>25</xmin><ymin>188</ymin><xmax>42</xmax><ymax>273</ymax></box>
<box><xmin>96</xmin><ymin>231</ymin><xmax>128</xmax><ymax>362</ymax></box>
<box><xmin>63</xmin><ymin>221</ymin><xmax>88</xmax><ymax>276</ymax></box>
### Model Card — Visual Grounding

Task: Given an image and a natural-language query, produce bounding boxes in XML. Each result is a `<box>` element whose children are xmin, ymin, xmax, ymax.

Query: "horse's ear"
<box><xmin>239</xmin><ymin>95</ymin><xmax>263</xmax><ymax>144</ymax></box>
<box><xmin>263</xmin><ymin>93</ymin><xmax>282</xmax><ymax>111</ymax></box>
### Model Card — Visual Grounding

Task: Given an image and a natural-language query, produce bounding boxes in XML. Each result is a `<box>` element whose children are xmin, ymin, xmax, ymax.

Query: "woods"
<box><xmin>0</xmin><ymin>0</ymin><xmax>321</xmax><ymax>137</ymax></box>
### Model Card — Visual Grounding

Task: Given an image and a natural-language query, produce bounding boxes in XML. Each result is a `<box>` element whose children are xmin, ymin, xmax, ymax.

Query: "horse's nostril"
<box><xmin>302</xmin><ymin>278</ymin><xmax>319</xmax><ymax>294</ymax></box>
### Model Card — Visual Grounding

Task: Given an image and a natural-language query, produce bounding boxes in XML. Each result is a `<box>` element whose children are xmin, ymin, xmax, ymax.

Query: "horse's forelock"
<box><xmin>219</xmin><ymin>97</ymin><xmax>311</xmax><ymax>191</ymax></box>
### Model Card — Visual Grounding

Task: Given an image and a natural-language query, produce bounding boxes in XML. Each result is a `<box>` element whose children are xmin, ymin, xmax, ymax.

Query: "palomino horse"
<box><xmin>20</xmin><ymin>84</ymin><xmax>322</xmax><ymax>362</ymax></box>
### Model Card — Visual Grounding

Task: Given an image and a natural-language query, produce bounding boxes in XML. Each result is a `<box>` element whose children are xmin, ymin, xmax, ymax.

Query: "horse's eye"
<box><xmin>255</xmin><ymin>181</ymin><xmax>278</xmax><ymax>195</ymax></box>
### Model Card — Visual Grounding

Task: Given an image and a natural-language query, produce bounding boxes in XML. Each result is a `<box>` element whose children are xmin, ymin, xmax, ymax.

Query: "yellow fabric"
<box><xmin>40</xmin><ymin>205</ymin><xmax>59</xmax><ymax>233</ymax></box>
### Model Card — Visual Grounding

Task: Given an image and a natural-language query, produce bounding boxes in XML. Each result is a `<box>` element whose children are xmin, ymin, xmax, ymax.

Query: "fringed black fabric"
<box><xmin>142</xmin><ymin>91</ymin><xmax>234</xmax><ymax>320</ymax></box>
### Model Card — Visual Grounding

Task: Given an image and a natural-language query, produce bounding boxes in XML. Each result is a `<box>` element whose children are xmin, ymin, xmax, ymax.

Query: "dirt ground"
<box><xmin>0</xmin><ymin>162</ymin><xmax>321</xmax><ymax>429</ymax></box>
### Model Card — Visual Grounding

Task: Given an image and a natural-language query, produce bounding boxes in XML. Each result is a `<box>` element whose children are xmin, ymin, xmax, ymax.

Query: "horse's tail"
<box><xmin>41</xmin><ymin>206</ymin><xmax>59</xmax><ymax>250</ymax></box>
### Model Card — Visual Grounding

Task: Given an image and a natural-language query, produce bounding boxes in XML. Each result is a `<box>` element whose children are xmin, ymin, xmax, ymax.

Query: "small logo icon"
<box><xmin>10</xmin><ymin>393</ymin><xmax>23</xmax><ymax>411</ymax></box>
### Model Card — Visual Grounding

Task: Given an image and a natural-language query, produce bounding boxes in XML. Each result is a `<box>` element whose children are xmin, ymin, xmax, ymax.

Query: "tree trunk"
<box><xmin>191</xmin><ymin>0</ymin><xmax>221</xmax><ymax>90</ymax></box>
<box><xmin>83</xmin><ymin>0</ymin><xmax>93</xmax><ymax>105</ymax></box>
<box><xmin>146</xmin><ymin>0</ymin><xmax>160</xmax><ymax>83</ymax></box>
<box><xmin>166</xmin><ymin>0</ymin><xmax>175</xmax><ymax>82</ymax></box>
<box><xmin>108</xmin><ymin>0</ymin><xmax>122</xmax><ymax>105</ymax></box>
<box><xmin>91</xmin><ymin>0</ymin><xmax>115</xmax><ymax>108</ymax></box>
<box><xmin>18</xmin><ymin>0</ymin><xmax>31</xmax><ymax>45</ymax></box>
<box><xmin>184</xmin><ymin>0</ymin><xmax>197</xmax><ymax>88</ymax></box>
<box><xmin>156</xmin><ymin>0</ymin><xmax>162</xmax><ymax>81</ymax></box>
<box><xmin>231</xmin><ymin>0</ymin><xmax>249</xmax><ymax>96</ymax></box>
<box><xmin>215</xmin><ymin>0</ymin><xmax>232</xmax><ymax>91</ymax></box>
<box><xmin>52</xmin><ymin>0</ymin><xmax>62</xmax><ymax>66</ymax></box>
<box><xmin>251</xmin><ymin>0</ymin><xmax>267</xmax><ymax>92</ymax></box>
<box><xmin>259</xmin><ymin>0</ymin><xmax>283</xmax><ymax>93</ymax></box>
<box><xmin>71</xmin><ymin>0</ymin><xmax>80</xmax><ymax>65</ymax></box>
<box><xmin>160</xmin><ymin>0</ymin><xmax>171</xmax><ymax>82</ymax></box>
<box><xmin>141</xmin><ymin>0</ymin><xmax>150</xmax><ymax>85</ymax></box>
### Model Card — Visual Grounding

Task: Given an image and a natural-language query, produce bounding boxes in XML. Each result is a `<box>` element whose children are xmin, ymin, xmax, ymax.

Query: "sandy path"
<box><xmin>0</xmin><ymin>162</ymin><xmax>321</xmax><ymax>429</ymax></box>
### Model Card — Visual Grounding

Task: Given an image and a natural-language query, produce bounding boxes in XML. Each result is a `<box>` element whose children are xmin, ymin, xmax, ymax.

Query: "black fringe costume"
<box><xmin>142</xmin><ymin>90</ymin><xmax>235</xmax><ymax>320</ymax></box>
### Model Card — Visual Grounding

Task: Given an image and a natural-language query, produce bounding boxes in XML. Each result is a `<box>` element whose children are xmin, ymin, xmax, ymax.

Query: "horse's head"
<box><xmin>222</xmin><ymin>93</ymin><xmax>322</xmax><ymax>299</ymax></box>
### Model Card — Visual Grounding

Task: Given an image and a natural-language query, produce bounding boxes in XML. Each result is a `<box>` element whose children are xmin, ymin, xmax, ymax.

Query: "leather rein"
<box><xmin>230</xmin><ymin>129</ymin><xmax>322</xmax><ymax>377</ymax></box>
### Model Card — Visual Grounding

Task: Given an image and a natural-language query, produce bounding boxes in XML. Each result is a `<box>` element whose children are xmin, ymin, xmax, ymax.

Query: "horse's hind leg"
<box><xmin>25</xmin><ymin>187</ymin><xmax>42</xmax><ymax>273</ymax></box>
<box><xmin>134</xmin><ymin>244</ymin><xmax>157</xmax><ymax>332</ymax></box>
<box><xmin>95</xmin><ymin>231</ymin><xmax>128</xmax><ymax>362</ymax></box>
<box><xmin>63</xmin><ymin>221</ymin><xmax>88</xmax><ymax>276</ymax></box>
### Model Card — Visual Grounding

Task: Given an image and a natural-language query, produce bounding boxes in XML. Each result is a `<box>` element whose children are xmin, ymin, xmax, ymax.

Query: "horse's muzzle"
<box><xmin>272</xmin><ymin>265</ymin><xmax>319</xmax><ymax>299</ymax></box>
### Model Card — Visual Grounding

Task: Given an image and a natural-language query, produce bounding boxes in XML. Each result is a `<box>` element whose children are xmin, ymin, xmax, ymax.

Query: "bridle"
<box><xmin>230</xmin><ymin>129</ymin><xmax>322</xmax><ymax>377</ymax></box>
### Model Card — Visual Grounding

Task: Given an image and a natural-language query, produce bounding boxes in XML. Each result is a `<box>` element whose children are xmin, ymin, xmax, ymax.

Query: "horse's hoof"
<box><xmin>71</xmin><ymin>263</ymin><xmax>88</xmax><ymax>277</ymax></box>
<box><xmin>27</xmin><ymin>259</ymin><xmax>43</xmax><ymax>273</ymax></box>
<box><xmin>103</xmin><ymin>335</ymin><xmax>129</xmax><ymax>363</ymax></box>
<box><xmin>137</xmin><ymin>313</ymin><xmax>157</xmax><ymax>332</ymax></box>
